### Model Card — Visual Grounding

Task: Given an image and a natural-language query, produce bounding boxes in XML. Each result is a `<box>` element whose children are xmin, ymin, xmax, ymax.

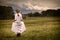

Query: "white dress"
<box><xmin>11</xmin><ymin>13</ymin><xmax>26</xmax><ymax>34</ymax></box>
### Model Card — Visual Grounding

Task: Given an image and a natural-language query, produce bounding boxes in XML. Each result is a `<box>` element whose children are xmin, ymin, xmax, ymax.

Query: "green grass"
<box><xmin>0</xmin><ymin>17</ymin><xmax>60</xmax><ymax>40</ymax></box>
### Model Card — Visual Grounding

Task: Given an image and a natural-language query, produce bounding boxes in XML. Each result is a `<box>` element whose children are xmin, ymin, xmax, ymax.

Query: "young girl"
<box><xmin>11</xmin><ymin>9</ymin><xmax>26</xmax><ymax>37</ymax></box>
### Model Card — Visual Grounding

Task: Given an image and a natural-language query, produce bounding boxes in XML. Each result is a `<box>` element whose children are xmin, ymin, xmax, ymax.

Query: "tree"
<box><xmin>33</xmin><ymin>12</ymin><xmax>41</xmax><ymax>17</ymax></box>
<box><xmin>0</xmin><ymin>6</ymin><xmax>14</xmax><ymax>20</ymax></box>
<box><xmin>41</xmin><ymin>9</ymin><xmax>60</xmax><ymax>17</ymax></box>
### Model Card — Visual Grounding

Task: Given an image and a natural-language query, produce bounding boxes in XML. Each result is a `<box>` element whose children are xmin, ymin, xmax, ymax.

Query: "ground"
<box><xmin>0</xmin><ymin>17</ymin><xmax>60</xmax><ymax>40</ymax></box>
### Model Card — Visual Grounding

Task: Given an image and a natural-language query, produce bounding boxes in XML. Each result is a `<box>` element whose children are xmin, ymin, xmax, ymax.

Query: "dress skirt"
<box><xmin>11</xmin><ymin>21</ymin><xmax>26</xmax><ymax>34</ymax></box>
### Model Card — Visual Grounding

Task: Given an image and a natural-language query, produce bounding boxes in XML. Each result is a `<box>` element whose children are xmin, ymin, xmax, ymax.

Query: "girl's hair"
<box><xmin>15</xmin><ymin>8</ymin><xmax>22</xmax><ymax>14</ymax></box>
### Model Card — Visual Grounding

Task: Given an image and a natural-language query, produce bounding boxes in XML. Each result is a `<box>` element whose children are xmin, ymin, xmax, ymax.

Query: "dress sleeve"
<box><xmin>14</xmin><ymin>14</ymin><xmax>17</xmax><ymax>20</ymax></box>
<box><xmin>20</xmin><ymin>13</ymin><xmax>23</xmax><ymax>20</ymax></box>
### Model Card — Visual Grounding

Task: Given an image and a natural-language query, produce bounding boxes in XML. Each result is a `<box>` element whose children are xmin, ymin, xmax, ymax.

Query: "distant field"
<box><xmin>0</xmin><ymin>17</ymin><xmax>60</xmax><ymax>40</ymax></box>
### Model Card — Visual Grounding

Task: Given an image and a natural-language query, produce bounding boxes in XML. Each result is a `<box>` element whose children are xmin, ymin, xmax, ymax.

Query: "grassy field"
<box><xmin>0</xmin><ymin>17</ymin><xmax>60</xmax><ymax>40</ymax></box>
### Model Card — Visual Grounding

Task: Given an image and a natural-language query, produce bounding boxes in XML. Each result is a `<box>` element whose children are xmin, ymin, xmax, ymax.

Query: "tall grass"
<box><xmin>0</xmin><ymin>17</ymin><xmax>60</xmax><ymax>40</ymax></box>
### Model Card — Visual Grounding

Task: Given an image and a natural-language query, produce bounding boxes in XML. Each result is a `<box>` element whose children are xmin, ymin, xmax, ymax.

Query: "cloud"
<box><xmin>0</xmin><ymin>0</ymin><xmax>60</xmax><ymax>10</ymax></box>
<box><xmin>20</xmin><ymin>1</ymin><xmax>50</xmax><ymax>10</ymax></box>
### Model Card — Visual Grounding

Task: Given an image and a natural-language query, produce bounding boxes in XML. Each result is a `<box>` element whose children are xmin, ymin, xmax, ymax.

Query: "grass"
<box><xmin>0</xmin><ymin>17</ymin><xmax>60</xmax><ymax>40</ymax></box>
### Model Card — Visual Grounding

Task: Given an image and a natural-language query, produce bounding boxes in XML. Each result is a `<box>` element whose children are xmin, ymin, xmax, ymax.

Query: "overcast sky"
<box><xmin>0</xmin><ymin>0</ymin><xmax>60</xmax><ymax>10</ymax></box>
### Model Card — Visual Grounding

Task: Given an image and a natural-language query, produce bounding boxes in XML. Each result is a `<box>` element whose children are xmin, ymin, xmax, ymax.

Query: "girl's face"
<box><xmin>16</xmin><ymin>9</ymin><xmax>20</xmax><ymax>13</ymax></box>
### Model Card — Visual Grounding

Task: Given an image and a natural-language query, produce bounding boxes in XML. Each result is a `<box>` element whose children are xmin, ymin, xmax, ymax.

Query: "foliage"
<box><xmin>0</xmin><ymin>6</ymin><xmax>60</xmax><ymax>20</ymax></box>
<box><xmin>27</xmin><ymin>9</ymin><xmax>60</xmax><ymax>17</ymax></box>
<box><xmin>27</xmin><ymin>12</ymin><xmax>41</xmax><ymax>17</ymax></box>
<box><xmin>0</xmin><ymin>6</ymin><xmax>14</xmax><ymax>20</ymax></box>
<box><xmin>41</xmin><ymin>9</ymin><xmax>60</xmax><ymax>17</ymax></box>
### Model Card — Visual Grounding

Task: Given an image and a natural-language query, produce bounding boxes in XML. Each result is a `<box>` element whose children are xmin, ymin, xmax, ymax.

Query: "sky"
<box><xmin>0</xmin><ymin>0</ymin><xmax>60</xmax><ymax>11</ymax></box>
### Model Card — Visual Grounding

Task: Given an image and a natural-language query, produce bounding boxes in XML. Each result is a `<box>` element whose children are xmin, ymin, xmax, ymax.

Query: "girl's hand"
<box><xmin>13</xmin><ymin>20</ymin><xmax>16</xmax><ymax>22</ymax></box>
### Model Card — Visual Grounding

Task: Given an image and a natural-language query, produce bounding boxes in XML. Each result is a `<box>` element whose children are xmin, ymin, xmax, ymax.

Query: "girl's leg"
<box><xmin>17</xmin><ymin>33</ymin><xmax>21</xmax><ymax>37</ymax></box>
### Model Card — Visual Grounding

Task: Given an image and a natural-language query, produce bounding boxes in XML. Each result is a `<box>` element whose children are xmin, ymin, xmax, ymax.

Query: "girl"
<box><xmin>11</xmin><ymin>9</ymin><xmax>26</xmax><ymax>37</ymax></box>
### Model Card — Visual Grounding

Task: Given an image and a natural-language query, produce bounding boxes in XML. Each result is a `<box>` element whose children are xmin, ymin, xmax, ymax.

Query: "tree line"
<box><xmin>27</xmin><ymin>9</ymin><xmax>60</xmax><ymax>17</ymax></box>
<box><xmin>0</xmin><ymin>6</ymin><xmax>60</xmax><ymax>20</ymax></box>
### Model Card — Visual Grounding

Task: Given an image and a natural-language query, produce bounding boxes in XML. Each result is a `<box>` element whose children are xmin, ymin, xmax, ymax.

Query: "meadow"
<box><xmin>0</xmin><ymin>17</ymin><xmax>60</xmax><ymax>40</ymax></box>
